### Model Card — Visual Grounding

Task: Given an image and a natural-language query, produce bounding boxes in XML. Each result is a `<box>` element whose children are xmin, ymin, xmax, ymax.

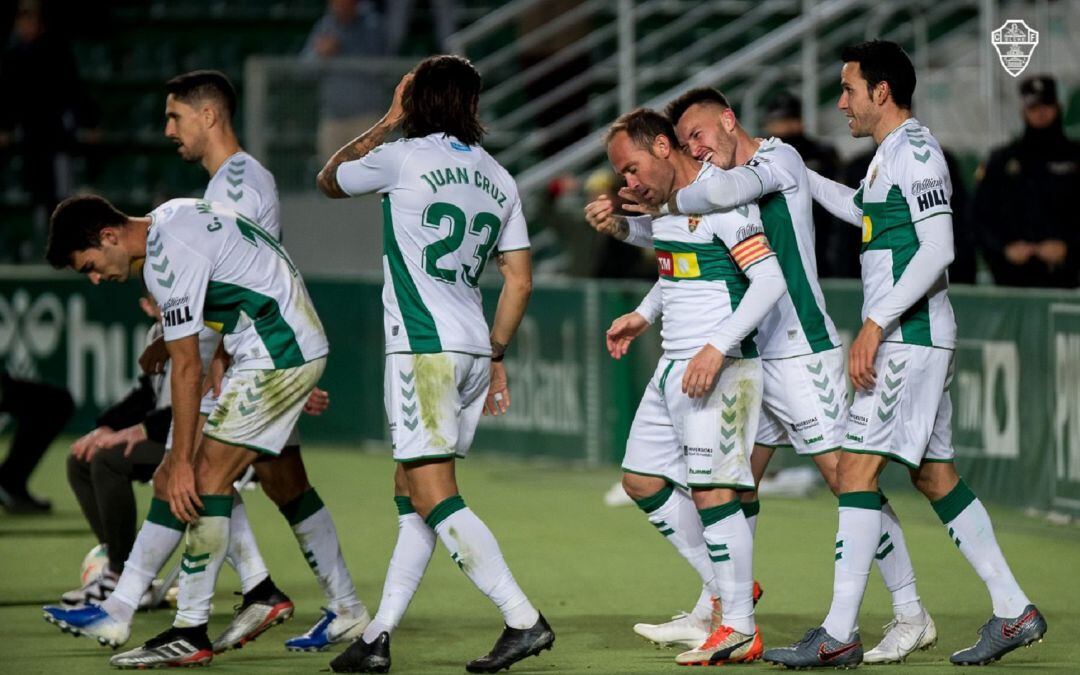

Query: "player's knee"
<box><xmin>621</xmin><ymin>472</ymin><xmax>666</xmax><ymax>502</ymax></box>
<box><xmin>835</xmin><ymin>453</ymin><xmax>879</xmax><ymax>493</ymax></box>
<box><xmin>910</xmin><ymin>464</ymin><xmax>958</xmax><ymax>501</ymax></box>
<box><xmin>89</xmin><ymin>447</ymin><xmax>129</xmax><ymax>477</ymax></box>
<box><xmin>66</xmin><ymin>452</ymin><xmax>88</xmax><ymax>481</ymax></box>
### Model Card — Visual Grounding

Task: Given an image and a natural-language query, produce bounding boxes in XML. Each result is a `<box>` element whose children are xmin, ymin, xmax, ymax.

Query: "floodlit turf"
<box><xmin>3</xmin><ymin>441</ymin><xmax>1078</xmax><ymax>673</ymax></box>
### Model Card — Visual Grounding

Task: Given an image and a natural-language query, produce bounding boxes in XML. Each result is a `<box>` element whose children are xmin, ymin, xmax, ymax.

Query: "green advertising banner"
<box><xmin>2</xmin><ymin>268</ymin><xmax>1078</xmax><ymax>514</ymax></box>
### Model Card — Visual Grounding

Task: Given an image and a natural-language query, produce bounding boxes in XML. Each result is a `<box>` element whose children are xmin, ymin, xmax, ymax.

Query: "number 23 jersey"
<box><xmin>144</xmin><ymin>198</ymin><xmax>328</xmax><ymax>371</ymax></box>
<box><xmin>336</xmin><ymin>133</ymin><xmax>531</xmax><ymax>356</ymax></box>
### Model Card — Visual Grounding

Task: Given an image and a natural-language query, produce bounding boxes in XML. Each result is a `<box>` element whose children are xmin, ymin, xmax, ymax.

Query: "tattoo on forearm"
<box><xmin>317</xmin><ymin>120</ymin><xmax>394</xmax><ymax>197</ymax></box>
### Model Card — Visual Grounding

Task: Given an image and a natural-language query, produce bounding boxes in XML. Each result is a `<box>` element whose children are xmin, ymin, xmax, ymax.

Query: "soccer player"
<box><xmin>602</xmin><ymin>108</ymin><xmax>786</xmax><ymax>665</ymax></box>
<box><xmin>761</xmin><ymin>40</ymin><xmax>1046</xmax><ymax>668</ymax></box>
<box><xmin>315</xmin><ymin>55</ymin><xmax>553</xmax><ymax>674</ymax></box>
<box><xmin>45</xmin><ymin>194</ymin><xmax>327</xmax><ymax>668</ymax></box>
<box><xmin>43</xmin><ymin>70</ymin><xmax>370</xmax><ymax>656</ymax></box>
<box><xmin>161</xmin><ymin>69</ymin><xmax>369</xmax><ymax>652</ymax></box>
<box><xmin>586</xmin><ymin>88</ymin><xmax>934</xmax><ymax>663</ymax></box>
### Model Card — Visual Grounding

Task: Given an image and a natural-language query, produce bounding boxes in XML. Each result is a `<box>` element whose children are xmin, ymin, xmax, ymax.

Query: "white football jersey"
<box><xmin>854</xmin><ymin>118</ymin><xmax>956</xmax><ymax>349</ymax></box>
<box><xmin>204</xmin><ymin>151</ymin><xmax>281</xmax><ymax>240</ymax></box>
<box><xmin>652</xmin><ymin>164</ymin><xmax>774</xmax><ymax>359</ymax></box>
<box><xmin>741</xmin><ymin>138</ymin><xmax>841</xmax><ymax>358</ymax></box>
<box><xmin>144</xmin><ymin>198</ymin><xmax>327</xmax><ymax>370</ymax></box>
<box><xmin>336</xmin><ymin>133</ymin><xmax>530</xmax><ymax>355</ymax></box>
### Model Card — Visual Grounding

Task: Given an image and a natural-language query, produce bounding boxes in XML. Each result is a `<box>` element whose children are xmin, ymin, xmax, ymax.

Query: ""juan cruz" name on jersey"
<box><xmin>419</xmin><ymin>167</ymin><xmax>507</xmax><ymax>206</ymax></box>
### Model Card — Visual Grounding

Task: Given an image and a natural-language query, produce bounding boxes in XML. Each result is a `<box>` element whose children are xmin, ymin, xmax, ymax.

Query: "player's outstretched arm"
<box><xmin>629</xmin><ymin>166</ymin><xmax>766</xmax><ymax>217</ymax></box>
<box><xmin>316</xmin><ymin>72</ymin><xmax>413</xmax><ymax>198</ymax></box>
<box><xmin>807</xmin><ymin>168</ymin><xmax>862</xmax><ymax>226</ymax></box>
<box><xmin>485</xmin><ymin>249</ymin><xmax>532</xmax><ymax>416</ymax></box>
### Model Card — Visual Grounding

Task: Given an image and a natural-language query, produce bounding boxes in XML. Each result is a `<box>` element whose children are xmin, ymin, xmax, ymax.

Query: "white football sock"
<box><xmin>104</xmin><ymin>498</ymin><xmax>184</xmax><ymax>624</ymax></box>
<box><xmin>699</xmin><ymin>500</ymin><xmax>755</xmax><ymax>635</ymax></box>
<box><xmin>282</xmin><ymin>488</ymin><xmax>364</xmax><ymax>615</ymax></box>
<box><xmin>822</xmin><ymin>492</ymin><xmax>882</xmax><ymax>643</ymax></box>
<box><xmin>634</xmin><ymin>483</ymin><xmax>715</xmax><ymax>586</ymax></box>
<box><xmin>933</xmin><ymin>480</ymin><xmax>1030</xmax><ymax>617</ymax></box>
<box><xmin>174</xmin><ymin>495</ymin><xmax>232</xmax><ymax>628</ymax></box>
<box><xmin>877</xmin><ymin>497</ymin><xmax>923</xmax><ymax>618</ymax></box>
<box><xmin>428</xmin><ymin>495</ymin><xmax>539</xmax><ymax>630</ymax></box>
<box><xmin>225</xmin><ymin>494</ymin><xmax>269</xmax><ymax>595</ymax></box>
<box><xmin>362</xmin><ymin>497</ymin><xmax>436</xmax><ymax>642</ymax></box>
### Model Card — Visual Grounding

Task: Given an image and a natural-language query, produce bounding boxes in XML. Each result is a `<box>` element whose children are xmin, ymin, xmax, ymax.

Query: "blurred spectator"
<box><xmin>974</xmin><ymin>75</ymin><xmax>1080</xmax><ymax>288</ymax></box>
<box><xmin>302</xmin><ymin>0</ymin><xmax>391</xmax><ymax>161</ymax></box>
<box><xmin>0</xmin><ymin>0</ymin><xmax>99</xmax><ymax>261</ymax></box>
<box><xmin>762</xmin><ymin>92</ymin><xmax>848</xmax><ymax>278</ymax></box>
<box><xmin>0</xmin><ymin>369</ymin><xmax>74</xmax><ymax>513</ymax></box>
<box><xmin>840</xmin><ymin>145</ymin><xmax>975</xmax><ymax>283</ymax></box>
<box><xmin>386</xmin><ymin>0</ymin><xmax>458</xmax><ymax>54</ymax></box>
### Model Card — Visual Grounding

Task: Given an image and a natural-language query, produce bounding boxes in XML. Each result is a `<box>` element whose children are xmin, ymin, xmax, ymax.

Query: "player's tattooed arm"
<box><xmin>316</xmin><ymin>72</ymin><xmax>414</xmax><ymax>198</ymax></box>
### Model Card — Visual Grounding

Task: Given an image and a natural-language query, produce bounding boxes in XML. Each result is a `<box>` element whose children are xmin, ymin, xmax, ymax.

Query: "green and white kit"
<box><xmin>336</xmin><ymin>133</ymin><xmax>530</xmax><ymax>460</ymax></box>
<box><xmin>622</xmin><ymin>164</ymin><xmax>780</xmax><ymax>489</ymax></box>
<box><xmin>144</xmin><ymin>198</ymin><xmax>326</xmax><ymax>454</ymax></box>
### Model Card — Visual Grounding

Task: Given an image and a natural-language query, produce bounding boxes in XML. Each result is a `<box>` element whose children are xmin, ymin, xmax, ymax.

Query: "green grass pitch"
<box><xmin>2</xmin><ymin>442</ymin><xmax>1077</xmax><ymax>673</ymax></box>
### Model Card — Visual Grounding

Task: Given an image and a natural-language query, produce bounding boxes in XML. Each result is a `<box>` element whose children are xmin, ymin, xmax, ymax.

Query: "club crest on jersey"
<box><xmin>869</xmin><ymin>166</ymin><xmax>879</xmax><ymax>188</ymax></box>
<box><xmin>687</xmin><ymin>215</ymin><xmax>701</xmax><ymax>232</ymax></box>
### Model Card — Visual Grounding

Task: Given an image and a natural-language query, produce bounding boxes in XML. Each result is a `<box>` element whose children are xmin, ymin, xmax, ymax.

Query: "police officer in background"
<box><xmin>761</xmin><ymin>91</ymin><xmax>849</xmax><ymax>278</ymax></box>
<box><xmin>974</xmin><ymin>75</ymin><xmax>1080</xmax><ymax>288</ymax></box>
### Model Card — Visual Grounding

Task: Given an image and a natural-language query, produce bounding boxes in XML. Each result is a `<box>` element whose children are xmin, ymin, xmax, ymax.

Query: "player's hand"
<box><xmin>605</xmin><ymin>312</ymin><xmax>651</xmax><ymax>359</ymax></box>
<box><xmin>167</xmin><ymin>459</ymin><xmax>203</xmax><ymax>523</ymax></box>
<box><xmin>849</xmin><ymin>318</ymin><xmax>884</xmax><ymax>391</ymax></box>
<box><xmin>618</xmin><ymin>186</ymin><xmax>661</xmax><ymax>217</ymax></box>
<box><xmin>139</xmin><ymin>336</ymin><xmax>169</xmax><ymax>375</ymax></box>
<box><xmin>71</xmin><ymin>426</ymin><xmax>112</xmax><ymax>461</ymax></box>
<box><xmin>94</xmin><ymin>424</ymin><xmax>149</xmax><ymax>458</ymax></box>
<box><xmin>484</xmin><ymin>361</ymin><xmax>510</xmax><ymax>416</ymax></box>
<box><xmin>682</xmin><ymin>344</ymin><xmax>725</xmax><ymax>399</ymax></box>
<box><xmin>203</xmin><ymin>350</ymin><xmax>230</xmax><ymax>398</ymax></box>
<box><xmin>584</xmin><ymin>195</ymin><xmax>628</xmax><ymax>239</ymax></box>
<box><xmin>384</xmin><ymin>72</ymin><xmax>414</xmax><ymax>129</ymax></box>
<box><xmin>304</xmin><ymin>387</ymin><xmax>330</xmax><ymax>416</ymax></box>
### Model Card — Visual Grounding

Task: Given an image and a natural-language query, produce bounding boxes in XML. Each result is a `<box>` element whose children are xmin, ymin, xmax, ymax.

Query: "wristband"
<box><xmin>490</xmin><ymin>353</ymin><xmax>505</xmax><ymax>363</ymax></box>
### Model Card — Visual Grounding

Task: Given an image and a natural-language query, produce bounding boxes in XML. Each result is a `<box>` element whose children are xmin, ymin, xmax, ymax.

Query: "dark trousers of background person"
<box><xmin>0</xmin><ymin>371</ymin><xmax>75</xmax><ymax>511</ymax></box>
<box><xmin>67</xmin><ymin>440</ymin><xmax>165</xmax><ymax>575</ymax></box>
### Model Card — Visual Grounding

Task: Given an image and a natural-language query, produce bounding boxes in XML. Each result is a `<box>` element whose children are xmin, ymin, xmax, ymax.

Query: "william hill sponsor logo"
<box><xmin>912</xmin><ymin>178</ymin><xmax>948</xmax><ymax>212</ymax></box>
<box><xmin>163</xmin><ymin>305</ymin><xmax>193</xmax><ymax>328</ymax></box>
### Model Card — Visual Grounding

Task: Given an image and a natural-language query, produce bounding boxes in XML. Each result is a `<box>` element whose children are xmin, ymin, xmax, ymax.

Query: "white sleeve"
<box><xmin>807</xmin><ymin>168</ymin><xmax>862</xmax><ymax>226</ymax></box>
<box><xmin>623</xmin><ymin>215</ymin><xmax>654</xmax><ymax>248</ymax></box>
<box><xmin>867</xmin><ymin>214</ymin><xmax>954</xmax><ymax>330</ymax></box>
<box><xmin>335</xmin><ymin>140</ymin><xmax>411</xmax><ymax>196</ymax></box>
<box><xmin>634</xmin><ymin>281</ymin><xmax>663</xmax><ymax>323</ymax></box>
<box><xmin>707</xmin><ymin>256</ymin><xmax>787</xmax><ymax>354</ymax></box>
<box><xmin>496</xmin><ymin>193</ymin><xmax>531</xmax><ymax>251</ymax></box>
<box><xmin>144</xmin><ymin>231</ymin><xmax>211</xmax><ymax>342</ymax></box>
<box><xmin>674</xmin><ymin>166</ymin><xmax>765</xmax><ymax>213</ymax></box>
